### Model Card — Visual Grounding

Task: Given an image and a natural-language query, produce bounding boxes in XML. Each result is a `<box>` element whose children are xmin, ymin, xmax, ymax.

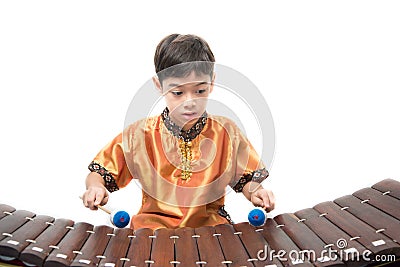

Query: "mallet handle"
<box><xmin>97</xmin><ymin>205</ymin><xmax>111</xmax><ymax>214</ymax></box>
<box><xmin>79</xmin><ymin>196</ymin><xmax>111</xmax><ymax>214</ymax></box>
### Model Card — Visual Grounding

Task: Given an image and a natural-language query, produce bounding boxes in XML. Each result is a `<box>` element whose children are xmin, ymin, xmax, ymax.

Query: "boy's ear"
<box><xmin>152</xmin><ymin>76</ymin><xmax>162</xmax><ymax>93</ymax></box>
<box><xmin>209</xmin><ymin>73</ymin><xmax>216</xmax><ymax>93</ymax></box>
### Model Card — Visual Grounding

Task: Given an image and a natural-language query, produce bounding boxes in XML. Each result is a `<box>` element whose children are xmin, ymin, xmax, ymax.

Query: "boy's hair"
<box><xmin>154</xmin><ymin>34</ymin><xmax>215</xmax><ymax>84</ymax></box>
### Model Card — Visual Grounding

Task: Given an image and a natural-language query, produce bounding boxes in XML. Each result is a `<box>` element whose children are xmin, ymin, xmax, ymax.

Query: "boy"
<box><xmin>82</xmin><ymin>34</ymin><xmax>275</xmax><ymax>230</ymax></box>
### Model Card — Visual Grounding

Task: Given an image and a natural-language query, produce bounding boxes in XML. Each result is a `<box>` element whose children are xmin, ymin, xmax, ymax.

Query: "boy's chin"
<box><xmin>169</xmin><ymin>113</ymin><xmax>201</xmax><ymax>130</ymax></box>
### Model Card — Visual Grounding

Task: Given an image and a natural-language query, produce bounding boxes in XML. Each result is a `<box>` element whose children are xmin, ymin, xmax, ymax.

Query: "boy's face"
<box><xmin>154</xmin><ymin>71</ymin><xmax>214</xmax><ymax>131</ymax></box>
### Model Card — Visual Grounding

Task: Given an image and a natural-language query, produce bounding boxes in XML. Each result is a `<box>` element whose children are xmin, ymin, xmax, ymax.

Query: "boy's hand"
<box><xmin>250</xmin><ymin>188</ymin><xmax>275</xmax><ymax>212</ymax></box>
<box><xmin>82</xmin><ymin>186</ymin><xmax>109</xmax><ymax>210</ymax></box>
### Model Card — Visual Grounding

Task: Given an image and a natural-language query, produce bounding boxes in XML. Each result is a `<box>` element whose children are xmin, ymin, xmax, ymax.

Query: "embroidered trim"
<box><xmin>218</xmin><ymin>205</ymin><xmax>234</xmax><ymax>224</ymax></box>
<box><xmin>161</xmin><ymin>107</ymin><xmax>207</xmax><ymax>142</ymax></box>
<box><xmin>88</xmin><ymin>161</ymin><xmax>119</xmax><ymax>192</ymax></box>
<box><xmin>233</xmin><ymin>168</ymin><xmax>269</xmax><ymax>193</ymax></box>
<box><xmin>178</xmin><ymin>139</ymin><xmax>193</xmax><ymax>181</ymax></box>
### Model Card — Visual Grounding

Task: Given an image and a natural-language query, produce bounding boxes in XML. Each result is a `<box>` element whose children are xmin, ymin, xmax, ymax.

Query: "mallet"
<box><xmin>80</xmin><ymin>196</ymin><xmax>130</xmax><ymax>228</ymax></box>
<box><xmin>248</xmin><ymin>208</ymin><xmax>267</xmax><ymax>227</ymax></box>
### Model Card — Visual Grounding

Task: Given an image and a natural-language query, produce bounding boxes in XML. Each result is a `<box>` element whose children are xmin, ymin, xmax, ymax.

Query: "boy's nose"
<box><xmin>183</xmin><ymin>94</ymin><xmax>196</xmax><ymax>108</ymax></box>
<box><xmin>183</xmin><ymin>97</ymin><xmax>196</xmax><ymax>108</ymax></box>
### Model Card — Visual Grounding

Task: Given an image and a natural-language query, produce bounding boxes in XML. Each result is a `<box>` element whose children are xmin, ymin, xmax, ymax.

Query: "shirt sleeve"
<box><xmin>230</xmin><ymin>126</ymin><xmax>269</xmax><ymax>193</ymax></box>
<box><xmin>88</xmin><ymin>133</ymin><xmax>133</xmax><ymax>192</ymax></box>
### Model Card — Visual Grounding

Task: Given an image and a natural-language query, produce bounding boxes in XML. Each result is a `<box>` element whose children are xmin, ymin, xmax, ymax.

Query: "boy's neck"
<box><xmin>161</xmin><ymin>107</ymin><xmax>208</xmax><ymax>141</ymax></box>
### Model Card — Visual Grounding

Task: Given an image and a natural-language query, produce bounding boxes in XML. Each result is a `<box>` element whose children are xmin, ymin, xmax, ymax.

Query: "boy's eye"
<box><xmin>171</xmin><ymin>91</ymin><xmax>183</xmax><ymax>96</ymax></box>
<box><xmin>197</xmin><ymin>89</ymin><xmax>207</xmax><ymax>94</ymax></box>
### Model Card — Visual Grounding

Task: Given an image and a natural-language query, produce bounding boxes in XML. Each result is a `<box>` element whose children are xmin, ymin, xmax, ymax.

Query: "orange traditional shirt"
<box><xmin>89</xmin><ymin>108</ymin><xmax>268</xmax><ymax>230</ymax></box>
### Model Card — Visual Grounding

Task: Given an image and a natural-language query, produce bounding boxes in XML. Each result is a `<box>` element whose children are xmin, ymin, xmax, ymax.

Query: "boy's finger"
<box><xmin>262</xmin><ymin>194</ymin><xmax>271</xmax><ymax>211</ymax></box>
<box><xmin>252</xmin><ymin>196</ymin><xmax>264</xmax><ymax>207</ymax></box>
<box><xmin>265</xmin><ymin>190</ymin><xmax>275</xmax><ymax>211</ymax></box>
<box><xmin>266</xmin><ymin>199</ymin><xmax>276</xmax><ymax>212</ymax></box>
<box><xmin>86</xmin><ymin>190</ymin><xmax>98</xmax><ymax>210</ymax></box>
<box><xmin>100</xmin><ymin>195</ymin><xmax>109</xmax><ymax>206</ymax></box>
<box><xmin>83</xmin><ymin>192</ymin><xmax>92</xmax><ymax>208</ymax></box>
<box><xmin>94</xmin><ymin>191</ymin><xmax>103</xmax><ymax>206</ymax></box>
<box><xmin>82</xmin><ymin>194</ymin><xmax>88</xmax><ymax>208</ymax></box>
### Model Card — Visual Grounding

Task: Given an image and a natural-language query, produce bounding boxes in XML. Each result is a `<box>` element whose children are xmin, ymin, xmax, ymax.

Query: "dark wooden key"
<box><xmin>257</xmin><ymin>218</ymin><xmax>314</xmax><ymax>267</ymax></box>
<box><xmin>0</xmin><ymin>205</ymin><xmax>15</xmax><ymax>221</ymax></box>
<box><xmin>372</xmin><ymin>179</ymin><xmax>400</xmax><ymax>200</ymax></box>
<box><xmin>233</xmin><ymin>222</ymin><xmax>283</xmax><ymax>267</ymax></box>
<box><xmin>213</xmin><ymin>224</ymin><xmax>252</xmax><ymax>267</ymax></box>
<box><xmin>98</xmin><ymin>227</ymin><xmax>133</xmax><ymax>267</ymax></box>
<box><xmin>334</xmin><ymin>195</ymin><xmax>400</xmax><ymax>247</ymax></box>
<box><xmin>295</xmin><ymin>208</ymin><xmax>369</xmax><ymax>267</ymax></box>
<box><xmin>274</xmin><ymin>213</ymin><xmax>345</xmax><ymax>267</ymax></box>
<box><xmin>353</xmin><ymin>187</ymin><xmax>400</xmax><ymax>221</ymax></box>
<box><xmin>71</xmin><ymin>225</ymin><xmax>114</xmax><ymax>267</ymax></box>
<box><xmin>0</xmin><ymin>215</ymin><xmax>54</xmax><ymax>259</ymax></box>
<box><xmin>0</xmin><ymin>210</ymin><xmax>35</xmax><ymax>242</ymax></box>
<box><xmin>314</xmin><ymin>201</ymin><xmax>399</xmax><ymax>256</ymax></box>
<box><xmin>195</xmin><ymin>226</ymin><xmax>226</xmax><ymax>267</ymax></box>
<box><xmin>19</xmin><ymin>218</ymin><xmax>74</xmax><ymax>267</ymax></box>
<box><xmin>123</xmin><ymin>228</ymin><xmax>153</xmax><ymax>267</ymax></box>
<box><xmin>149</xmin><ymin>228</ymin><xmax>175</xmax><ymax>267</ymax></box>
<box><xmin>174</xmin><ymin>227</ymin><xmax>199</xmax><ymax>267</ymax></box>
<box><xmin>44</xmin><ymin>222</ymin><xmax>93</xmax><ymax>267</ymax></box>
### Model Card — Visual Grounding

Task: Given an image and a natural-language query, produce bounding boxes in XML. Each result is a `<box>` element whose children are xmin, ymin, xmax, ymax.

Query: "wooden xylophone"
<box><xmin>1</xmin><ymin>179</ymin><xmax>400</xmax><ymax>267</ymax></box>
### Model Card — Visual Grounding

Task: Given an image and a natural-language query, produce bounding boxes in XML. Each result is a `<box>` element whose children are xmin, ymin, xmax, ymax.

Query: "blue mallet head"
<box><xmin>248</xmin><ymin>208</ymin><xmax>266</xmax><ymax>227</ymax></box>
<box><xmin>111</xmin><ymin>210</ymin><xmax>130</xmax><ymax>228</ymax></box>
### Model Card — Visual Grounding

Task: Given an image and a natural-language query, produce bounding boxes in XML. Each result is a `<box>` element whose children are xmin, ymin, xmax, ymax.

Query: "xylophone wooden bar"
<box><xmin>97</xmin><ymin>227</ymin><xmax>133</xmax><ymax>267</ymax></box>
<box><xmin>257</xmin><ymin>218</ymin><xmax>314</xmax><ymax>266</ymax></box>
<box><xmin>294</xmin><ymin>208</ymin><xmax>369</xmax><ymax>267</ymax></box>
<box><xmin>43</xmin><ymin>222</ymin><xmax>93</xmax><ymax>267</ymax></box>
<box><xmin>70</xmin><ymin>225</ymin><xmax>114</xmax><ymax>267</ymax></box>
<box><xmin>194</xmin><ymin>226</ymin><xmax>226</xmax><ymax>267</ymax></box>
<box><xmin>123</xmin><ymin>227</ymin><xmax>153</xmax><ymax>267</ymax></box>
<box><xmin>274</xmin><ymin>213</ymin><xmax>344</xmax><ymax>266</ymax></box>
<box><xmin>173</xmin><ymin>227</ymin><xmax>199</xmax><ymax>267</ymax></box>
<box><xmin>19</xmin><ymin>218</ymin><xmax>75</xmax><ymax>266</ymax></box>
<box><xmin>372</xmin><ymin>179</ymin><xmax>400</xmax><ymax>200</ymax></box>
<box><xmin>334</xmin><ymin>195</ymin><xmax>400</xmax><ymax>244</ymax></box>
<box><xmin>0</xmin><ymin>205</ymin><xmax>15</xmax><ymax>221</ymax></box>
<box><xmin>0</xmin><ymin>210</ymin><xmax>35</xmax><ymax>243</ymax></box>
<box><xmin>233</xmin><ymin>222</ymin><xmax>283</xmax><ymax>267</ymax></box>
<box><xmin>149</xmin><ymin>228</ymin><xmax>175</xmax><ymax>267</ymax></box>
<box><xmin>1</xmin><ymin>179</ymin><xmax>400</xmax><ymax>267</ymax></box>
<box><xmin>352</xmin><ymin>187</ymin><xmax>400</xmax><ymax>221</ymax></box>
<box><xmin>0</xmin><ymin>215</ymin><xmax>54</xmax><ymax>259</ymax></box>
<box><xmin>215</xmin><ymin>224</ymin><xmax>253</xmax><ymax>266</ymax></box>
<box><xmin>313</xmin><ymin>201</ymin><xmax>400</xmax><ymax>256</ymax></box>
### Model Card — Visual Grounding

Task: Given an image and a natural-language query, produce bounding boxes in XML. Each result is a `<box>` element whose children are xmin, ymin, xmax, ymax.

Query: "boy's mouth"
<box><xmin>181</xmin><ymin>112</ymin><xmax>198</xmax><ymax>120</ymax></box>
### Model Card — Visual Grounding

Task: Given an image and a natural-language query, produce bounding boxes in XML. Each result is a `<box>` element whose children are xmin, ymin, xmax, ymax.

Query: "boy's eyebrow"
<box><xmin>167</xmin><ymin>81</ymin><xmax>209</xmax><ymax>89</ymax></box>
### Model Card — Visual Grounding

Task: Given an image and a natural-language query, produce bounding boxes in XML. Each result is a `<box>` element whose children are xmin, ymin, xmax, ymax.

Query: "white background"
<box><xmin>0</xmin><ymin>1</ymin><xmax>399</xmax><ymax>227</ymax></box>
